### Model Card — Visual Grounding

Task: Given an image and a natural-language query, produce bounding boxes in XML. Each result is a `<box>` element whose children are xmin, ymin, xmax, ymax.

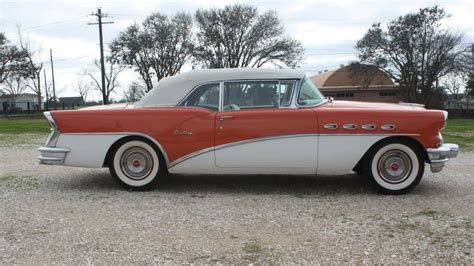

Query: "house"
<box><xmin>59</xmin><ymin>97</ymin><xmax>84</xmax><ymax>105</ymax></box>
<box><xmin>0</xmin><ymin>93</ymin><xmax>40</xmax><ymax>112</ymax></box>
<box><xmin>310</xmin><ymin>64</ymin><xmax>399</xmax><ymax>103</ymax></box>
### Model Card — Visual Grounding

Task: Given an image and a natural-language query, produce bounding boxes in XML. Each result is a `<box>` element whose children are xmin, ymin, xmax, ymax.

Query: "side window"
<box><xmin>279</xmin><ymin>81</ymin><xmax>296</xmax><ymax>106</ymax></box>
<box><xmin>223</xmin><ymin>81</ymin><xmax>279</xmax><ymax>111</ymax></box>
<box><xmin>179</xmin><ymin>83</ymin><xmax>220</xmax><ymax>111</ymax></box>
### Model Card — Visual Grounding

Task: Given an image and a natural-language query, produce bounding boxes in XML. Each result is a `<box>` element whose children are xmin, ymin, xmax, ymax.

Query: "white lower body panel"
<box><xmin>56</xmin><ymin>134</ymin><xmax>128</xmax><ymax>168</ymax></box>
<box><xmin>317</xmin><ymin>135</ymin><xmax>387</xmax><ymax>175</ymax></box>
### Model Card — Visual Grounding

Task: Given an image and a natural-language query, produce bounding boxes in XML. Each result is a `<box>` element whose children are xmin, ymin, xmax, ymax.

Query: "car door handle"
<box><xmin>219</xmin><ymin>115</ymin><xmax>235</xmax><ymax>121</ymax></box>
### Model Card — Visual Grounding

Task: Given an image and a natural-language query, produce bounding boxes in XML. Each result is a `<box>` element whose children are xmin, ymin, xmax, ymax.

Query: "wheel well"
<box><xmin>352</xmin><ymin>136</ymin><xmax>428</xmax><ymax>172</ymax></box>
<box><xmin>102</xmin><ymin>135</ymin><xmax>169</xmax><ymax>173</ymax></box>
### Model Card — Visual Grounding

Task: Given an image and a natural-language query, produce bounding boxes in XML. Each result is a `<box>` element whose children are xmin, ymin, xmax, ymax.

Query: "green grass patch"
<box><xmin>443</xmin><ymin>119</ymin><xmax>474</xmax><ymax>151</ymax></box>
<box><xmin>0</xmin><ymin>175</ymin><xmax>39</xmax><ymax>189</ymax></box>
<box><xmin>0</xmin><ymin>119</ymin><xmax>50</xmax><ymax>134</ymax></box>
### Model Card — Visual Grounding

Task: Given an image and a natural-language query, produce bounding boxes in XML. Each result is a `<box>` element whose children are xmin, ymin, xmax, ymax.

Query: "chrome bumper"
<box><xmin>38</xmin><ymin>147</ymin><xmax>70</xmax><ymax>165</ymax></box>
<box><xmin>426</xmin><ymin>143</ymin><xmax>459</xmax><ymax>173</ymax></box>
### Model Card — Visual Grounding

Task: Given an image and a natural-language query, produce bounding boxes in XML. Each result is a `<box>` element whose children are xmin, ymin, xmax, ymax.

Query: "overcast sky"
<box><xmin>1</xmin><ymin>0</ymin><xmax>472</xmax><ymax>101</ymax></box>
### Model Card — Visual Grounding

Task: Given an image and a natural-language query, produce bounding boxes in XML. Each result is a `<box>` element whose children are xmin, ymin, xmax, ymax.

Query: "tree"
<box><xmin>122</xmin><ymin>81</ymin><xmax>145</xmax><ymax>103</ymax></box>
<box><xmin>75</xmin><ymin>78</ymin><xmax>93</xmax><ymax>102</ymax></box>
<box><xmin>193</xmin><ymin>4</ymin><xmax>304</xmax><ymax>69</ymax></box>
<box><xmin>2</xmin><ymin>73</ymin><xmax>26</xmax><ymax>95</ymax></box>
<box><xmin>0</xmin><ymin>32</ymin><xmax>31</xmax><ymax>85</ymax></box>
<box><xmin>16</xmin><ymin>28</ymin><xmax>44</xmax><ymax>108</ymax></box>
<box><xmin>110</xmin><ymin>12</ymin><xmax>194</xmax><ymax>92</ymax></box>
<box><xmin>84</xmin><ymin>59</ymin><xmax>124</xmax><ymax>104</ymax></box>
<box><xmin>355</xmin><ymin>6</ymin><xmax>464</xmax><ymax>108</ymax></box>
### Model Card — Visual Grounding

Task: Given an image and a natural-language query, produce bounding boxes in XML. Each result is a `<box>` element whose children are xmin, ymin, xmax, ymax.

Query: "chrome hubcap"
<box><xmin>120</xmin><ymin>147</ymin><xmax>153</xmax><ymax>180</ymax></box>
<box><xmin>377</xmin><ymin>150</ymin><xmax>412</xmax><ymax>184</ymax></box>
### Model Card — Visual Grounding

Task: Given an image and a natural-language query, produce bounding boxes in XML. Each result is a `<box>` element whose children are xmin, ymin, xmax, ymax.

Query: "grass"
<box><xmin>442</xmin><ymin>119</ymin><xmax>474</xmax><ymax>151</ymax></box>
<box><xmin>0</xmin><ymin>118</ymin><xmax>50</xmax><ymax>134</ymax></box>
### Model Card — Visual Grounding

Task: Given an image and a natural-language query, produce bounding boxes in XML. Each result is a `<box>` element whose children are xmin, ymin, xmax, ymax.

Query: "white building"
<box><xmin>0</xmin><ymin>93</ymin><xmax>40</xmax><ymax>112</ymax></box>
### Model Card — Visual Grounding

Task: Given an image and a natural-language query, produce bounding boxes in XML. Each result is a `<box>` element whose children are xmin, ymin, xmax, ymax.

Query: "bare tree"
<box><xmin>84</xmin><ymin>59</ymin><xmax>124</xmax><ymax>104</ymax></box>
<box><xmin>2</xmin><ymin>73</ymin><xmax>26</xmax><ymax>95</ymax></box>
<box><xmin>442</xmin><ymin>74</ymin><xmax>466</xmax><ymax>109</ymax></box>
<box><xmin>122</xmin><ymin>81</ymin><xmax>145</xmax><ymax>103</ymax></box>
<box><xmin>355</xmin><ymin>6</ymin><xmax>464</xmax><ymax>108</ymax></box>
<box><xmin>193</xmin><ymin>4</ymin><xmax>304</xmax><ymax>69</ymax></box>
<box><xmin>75</xmin><ymin>78</ymin><xmax>93</xmax><ymax>102</ymax></box>
<box><xmin>16</xmin><ymin>28</ymin><xmax>44</xmax><ymax>108</ymax></box>
<box><xmin>110</xmin><ymin>12</ymin><xmax>194</xmax><ymax>91</ymax></box>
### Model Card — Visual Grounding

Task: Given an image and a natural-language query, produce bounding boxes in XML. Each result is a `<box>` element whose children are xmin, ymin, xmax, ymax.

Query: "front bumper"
<box><xmin>426</xmin><ymin>143</ymin><xmax>459</xmax><ymax>173</ymax></box>
<box><xmin>38</xmin><ymin>146</ymin><xmax>70</xmax><ymax>165</ymax></box>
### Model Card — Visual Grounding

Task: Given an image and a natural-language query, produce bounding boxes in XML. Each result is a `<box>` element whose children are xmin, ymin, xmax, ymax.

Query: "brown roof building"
<box><xmin>310</xmin><ymin>64</ymin><xmax>399</xmax><ymax>103</ymax></box>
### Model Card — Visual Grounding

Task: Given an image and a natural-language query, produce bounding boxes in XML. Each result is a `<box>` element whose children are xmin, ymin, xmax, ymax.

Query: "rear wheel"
<box><xmin>108</xmin><ymin>139</ymin><xmax>165</xmax><ymax>190</ymax></box>
<box><xmin>364</xmin><ymin>139</ymin><xmax>424</xmax><ymax>195</ymax></box>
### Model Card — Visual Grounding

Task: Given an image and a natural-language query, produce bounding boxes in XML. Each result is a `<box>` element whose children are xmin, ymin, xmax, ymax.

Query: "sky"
<box><xmin>0</xmin><ymin>0</ymin><xmax>473</xmax><ymax>101</ymax></box>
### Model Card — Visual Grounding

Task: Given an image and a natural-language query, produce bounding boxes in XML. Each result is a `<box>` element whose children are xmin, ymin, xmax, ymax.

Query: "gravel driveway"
<box><xmin>0</xmin><ymin>134</ymin><xmax>473</xmax><ymax>264</ymax></box>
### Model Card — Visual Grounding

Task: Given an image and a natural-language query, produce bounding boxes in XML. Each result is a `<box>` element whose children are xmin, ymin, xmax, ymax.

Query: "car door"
<box><xmin>214</xmin><ymin>80</ymin><xmax>319</xmax><ymax>171</ymax></box>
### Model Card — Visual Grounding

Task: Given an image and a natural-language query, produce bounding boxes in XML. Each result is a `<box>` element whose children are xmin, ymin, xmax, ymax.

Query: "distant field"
<box><xmin>0</xmin><ymin>118</ymin><xmax>473</xmax><ymax>150</ymax></box>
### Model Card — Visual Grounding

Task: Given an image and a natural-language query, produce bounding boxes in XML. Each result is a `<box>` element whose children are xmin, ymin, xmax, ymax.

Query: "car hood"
<box><xmin>323</xmin><ymin>100</ymin><xmax>426</xmax><ymax>110</ymax></box>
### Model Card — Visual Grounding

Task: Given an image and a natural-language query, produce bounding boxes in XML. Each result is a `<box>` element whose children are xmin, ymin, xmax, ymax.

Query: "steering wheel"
<box><xmin>223</xmin><ymin>104</ymin><xmax>240</xmax><ymax>111</ymax></box>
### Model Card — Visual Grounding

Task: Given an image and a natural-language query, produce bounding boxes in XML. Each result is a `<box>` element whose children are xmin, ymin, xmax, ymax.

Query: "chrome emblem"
<box><xmin>174</xmin><ymin>130</ymin><xmax>193</xmax><ymax>135</ymax></box>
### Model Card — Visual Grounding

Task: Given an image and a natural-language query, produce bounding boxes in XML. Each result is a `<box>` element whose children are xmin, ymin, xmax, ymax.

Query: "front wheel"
<box><xmin>108</xmin><ymin>139</ymin><xmax>165</xmax><ymax>190</ymax></box>
<box><xmin>364</xmin><ymin>139</ymin><xmax>425</xmax><ymax>195</ymax></box>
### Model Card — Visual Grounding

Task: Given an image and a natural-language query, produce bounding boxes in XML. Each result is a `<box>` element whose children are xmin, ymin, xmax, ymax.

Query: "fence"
<box><xmin>1</xmin><ymin>102</ymin><xmax>99</xmax><ymax>117</ymax></box>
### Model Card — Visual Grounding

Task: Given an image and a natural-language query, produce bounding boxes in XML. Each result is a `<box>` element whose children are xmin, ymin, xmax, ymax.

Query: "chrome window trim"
<box><xmin>176</xmin><ymin>81</ymin><xmax>221</xmax><ymax>111</ymax></box>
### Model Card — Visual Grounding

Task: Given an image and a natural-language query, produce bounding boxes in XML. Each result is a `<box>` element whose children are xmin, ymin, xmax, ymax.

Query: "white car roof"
<box><xmin>135</xmin><ymin>68</ymin><xmax>305</xmax><ymax>107</ymax></box>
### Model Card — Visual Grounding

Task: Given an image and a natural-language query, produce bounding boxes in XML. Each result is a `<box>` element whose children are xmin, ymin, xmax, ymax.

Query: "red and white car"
<box><xmin>39</xmin><ymin>68</ymin><xmax>459</xmax><ymax>194</ymax></box>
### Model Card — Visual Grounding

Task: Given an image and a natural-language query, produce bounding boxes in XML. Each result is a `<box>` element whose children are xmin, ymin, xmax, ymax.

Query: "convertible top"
<box><xmin>135</xmin><ymin>68</ymin><xmax>305</xmax><ymax>107</ymax></box>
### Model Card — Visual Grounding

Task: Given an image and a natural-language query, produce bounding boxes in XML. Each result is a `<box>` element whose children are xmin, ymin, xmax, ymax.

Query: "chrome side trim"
<box><xmin>60</xmin><ymin>132</ymin><xmax>170</xmax><ymax>167</ymax></box>
<box><xmin>168</xmin><ymin>133</ymin><xmax>420</xmax><ymax>168</ymax></box>
<box><xmin>169</xmin><ymin>147</ymin><xmax>215</xmax><ymax>168</ymax></box>
<box><xmin>169</xmin><ymin>134</ymin><xmax>318</xmax><ymax>168</ymax></box>
<box><xmin>323</xmin><ymin>124</ymin><xmax>338</xmax><ymax>130</ymax></box>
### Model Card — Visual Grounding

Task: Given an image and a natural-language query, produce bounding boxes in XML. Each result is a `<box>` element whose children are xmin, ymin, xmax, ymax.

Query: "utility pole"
<box><xmin>88</xmin><ymin>7</ymin><xmax>114</xmax><ymax>105</ymax></box>
<box><xmin>43</xmin><ymin>69</ymin><xmax>49</xmax><ymax>110</ymax></box>
<box><xmin>50</xmin><ymin>49</ymin><xmax>56</xmax><ymax>102</ymax></box>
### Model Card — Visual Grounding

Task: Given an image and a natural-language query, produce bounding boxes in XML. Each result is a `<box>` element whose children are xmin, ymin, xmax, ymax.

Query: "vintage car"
<box><xmin>38</xmin><ymin>68</ymin><xmax>459</xmax><ymax>194</ymax></box>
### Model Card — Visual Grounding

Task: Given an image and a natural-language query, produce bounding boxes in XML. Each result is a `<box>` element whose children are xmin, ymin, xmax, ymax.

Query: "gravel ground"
<box><xmin>0</xmin><ymin>134</ymin><xmax>473</xmax><ymax>264</ymax></box>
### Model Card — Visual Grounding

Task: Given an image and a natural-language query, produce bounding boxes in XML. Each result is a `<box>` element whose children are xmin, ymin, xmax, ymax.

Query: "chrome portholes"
<box><xmin>362</xmin><ymin>124</ymin><xmax>376</xmax><ymax>130</ymax></box>
<box><xmin>342</xmin><ymin>124</ymin><xmax>357</xmax><ymax>130</ymax></box>
<box><xmin>120</xmin><ymin>147</ymin><xmax>154</xmax><ymax>180</ymax></box>
<box><xmin>381</xmin><ymin>124</ymin><xmax>396</xmax><ymax>131</ymax></box>
<box><xmin>323</xmin><ymin>124</ymin><xmax>338</xmax><ymax>130</ymax></box>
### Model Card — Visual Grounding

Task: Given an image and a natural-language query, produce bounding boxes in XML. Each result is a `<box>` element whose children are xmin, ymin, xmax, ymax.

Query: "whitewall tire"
<box><xmin>365</xmin><ymin>139</ymin><xmax>424</xmax><ymax>194</ymax></box>
<box><xmin>109</xmin><ymin>139</ymin><xmax>164</xmax><ymax>190</ymax></box>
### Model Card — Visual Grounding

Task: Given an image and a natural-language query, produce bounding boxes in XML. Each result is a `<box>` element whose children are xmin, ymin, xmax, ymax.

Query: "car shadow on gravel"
<box><xmin>60</xmin><ymin>171</ymin><xmax>388</xmax><ymax>196</ymax></box>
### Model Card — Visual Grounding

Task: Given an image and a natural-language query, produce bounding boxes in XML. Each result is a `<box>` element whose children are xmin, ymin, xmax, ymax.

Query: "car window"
<box><xmin>179</xmin><ymin>83</ymin><xmax>220</xmax><ymax>111</ymax></box>
<box><xmin>298</xmin><ymin>77</ymin><xmax>326</xmax><ymax>106</ymax></box>
<box><xmin>223</xmin><ymin>81</ymin><xmax>279</xmax><ymax>111</ymax></box>
<box><xmin>279</xmin><ymin>81</ymin><xmax>296</xmax><ymax>106</ymax></box>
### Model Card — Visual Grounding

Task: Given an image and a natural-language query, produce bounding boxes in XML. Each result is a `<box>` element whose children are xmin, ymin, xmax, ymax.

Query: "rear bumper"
<box><xmin>426</xmin><ymin>143</ymin><xmax>459</xmax><ymax>173</ymax></box>
<box><xmin>38</xmin><ymin>147</ymin><xmax>70</xmax><ymax>165</ymax></box>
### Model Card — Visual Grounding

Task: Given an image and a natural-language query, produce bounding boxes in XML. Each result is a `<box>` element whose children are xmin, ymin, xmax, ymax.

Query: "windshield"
<box><xmin>298</xmin><ymin>77</ymin><xmax>326</xmax><ymax>106</ymax></box>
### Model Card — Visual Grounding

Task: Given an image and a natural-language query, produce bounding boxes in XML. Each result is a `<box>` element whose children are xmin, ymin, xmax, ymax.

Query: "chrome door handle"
<box><xmin>219</xmin><ymin>115</ymin><xmax>235</xmax><ymax>121</ymax></box>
